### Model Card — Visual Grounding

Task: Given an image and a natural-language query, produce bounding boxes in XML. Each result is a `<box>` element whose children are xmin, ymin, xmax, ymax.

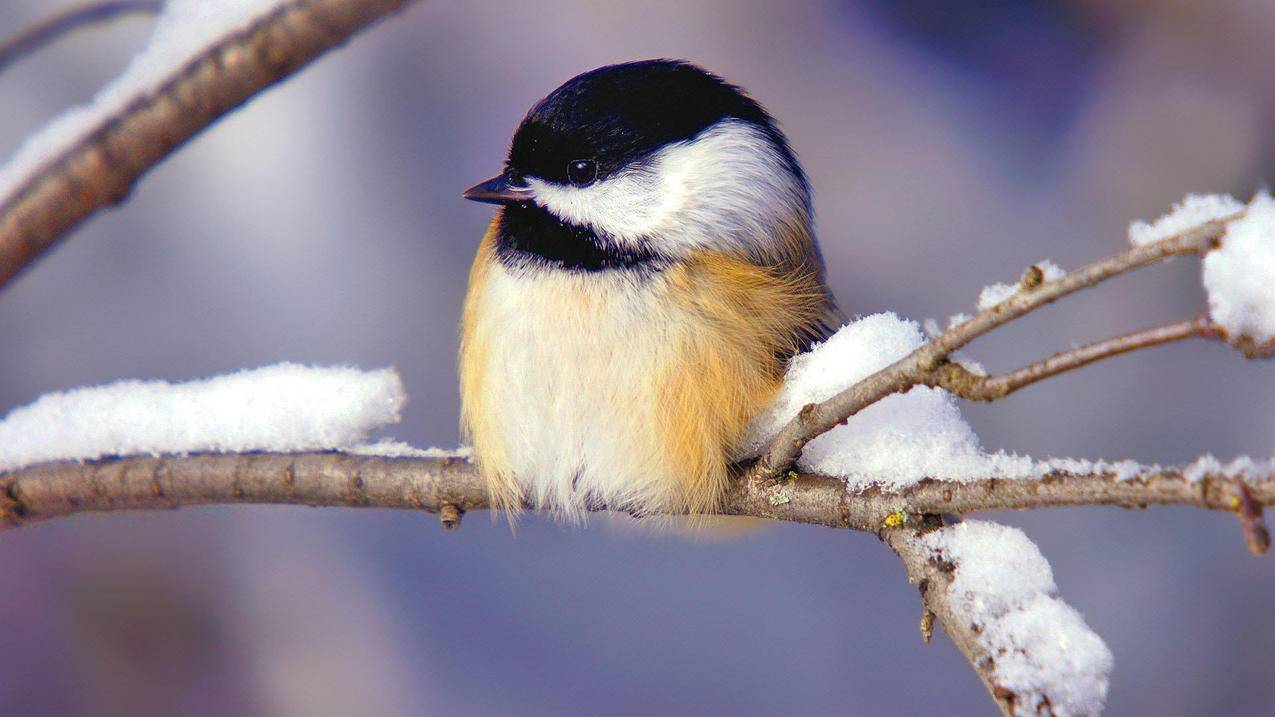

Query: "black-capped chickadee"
<box><xmin>461</xmin><ymin>59</ymin><xmax>840</xmax><ymax>520</ymax></box>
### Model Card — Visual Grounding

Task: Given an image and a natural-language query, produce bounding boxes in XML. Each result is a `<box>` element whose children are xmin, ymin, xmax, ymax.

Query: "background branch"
<box><xmin>0</xmin><ymin>1</ymin><xmax>162</xmax><ymax>74</ymax></box>
<box><xmin>0</xmin><ymin>0</ymin><xmax>417</xmax><ymax>289</ymax></box>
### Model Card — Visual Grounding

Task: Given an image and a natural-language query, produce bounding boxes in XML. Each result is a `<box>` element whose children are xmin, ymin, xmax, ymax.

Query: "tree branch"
<box><xmin>0</xmin><ymin>0</ymin><xmax>418</xmax><ymax>289</ymax></box>
<box><xmin>0</xmin><ymin>1</ymin><xmax>162</xmax><ymax>74</ymax></box>
<box><xmin>747</xmin><ymin>217</ymin><xmax>1241</xmax><ymax>482</ymax></box>
<box><xmin>931</xmin><ymin>314</ymin><xmax>1215</xmax><ymax>401</ymax></box>
<box><xmin>3</xmin><ymin>452</ymin><xmax>1271</xmax><ymax>547</ymax></box>
<box><xmin>5</xmin><ymin>448</ymin><xmax>1266</xmax><ymax>717</ymax></box>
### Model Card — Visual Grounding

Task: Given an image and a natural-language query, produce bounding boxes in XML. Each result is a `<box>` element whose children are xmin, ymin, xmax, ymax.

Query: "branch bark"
<box><xmin>0</xmin><ymin>0</ymin><xmax>418</xmax><ymax>289</ymax></box>
<box><xmin>3</xmin><ymin>451</ymin><xmax>1271</xmax><ymax>542</ymax></box>
<box><xmin>931</xmin><ymin>315</ymin><xmax>1215</xmax><ymax>401</ymax></box>
<box><xmin>883</xmin><ymin>525</ymin><xmax>1017</xmax><ymax>717</ymax></box>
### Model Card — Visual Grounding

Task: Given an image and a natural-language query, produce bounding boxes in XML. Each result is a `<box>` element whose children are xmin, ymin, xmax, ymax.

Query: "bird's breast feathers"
<box><xmin>460</xmin><ymin>224</ymin><xmax>829</xmax><ymax>519</ymax></box>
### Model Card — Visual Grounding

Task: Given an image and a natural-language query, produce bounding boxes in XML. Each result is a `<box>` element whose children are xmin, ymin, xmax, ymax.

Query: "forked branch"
<box><xmin>747</xmin><ymin>217</ymin><xmax>1243</xmax><ymax>482</ymax></box>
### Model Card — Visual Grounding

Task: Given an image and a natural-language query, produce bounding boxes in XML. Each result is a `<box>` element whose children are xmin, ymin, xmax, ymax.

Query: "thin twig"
<box><xmin>931</xmin><ymin>315</ymin><xmax>1216</xmax><ymax>401</ymax></box>
<box><xmin>0</xmin><ymin>0</ymin><xmax>418</xmax><ymax>290</ymax></box>
<box><xmin>0</xmin><ymin>1</ymin><xmax>162</xmax><ymax>75</ymax></box>
<box><xmin>1235</xmin><ymin>483</ymin><xmax>1271</xmax><ymax>556</ymax></box>
<box><xmin>747</xmin><ymin>218</ymin><xmax>1240</xmax><ymax>482</ymax></box>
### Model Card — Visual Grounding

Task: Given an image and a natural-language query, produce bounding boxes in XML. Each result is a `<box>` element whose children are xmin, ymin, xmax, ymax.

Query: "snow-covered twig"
<box><xmin>888</xmin><ymin>522</ymin><xmax>1114</xmax><ymax>717</ymax></box>
<box><xmin>884</xmin><ymin>525</ymin><xmax>1020</xmax><ymax>717</ymax></box>
<box><xmin>0</xmin><ymin>0</ymin><xmax>416</xmax><ymax>289</ymax></box>
<box><xmin>747</xmin><ymin>216</ymin><xmax>1241</xmax><ymax>483</ymax></box>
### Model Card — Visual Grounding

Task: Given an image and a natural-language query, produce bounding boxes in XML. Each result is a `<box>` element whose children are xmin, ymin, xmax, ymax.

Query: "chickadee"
<box><xmin>461</xmin><ymin>59</ymin><xmax>840</xmax><ymax>520</ymax></box>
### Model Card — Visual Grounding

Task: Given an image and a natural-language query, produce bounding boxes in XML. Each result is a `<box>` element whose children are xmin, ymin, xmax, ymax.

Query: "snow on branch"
<box><xmin>0</xmin><ymin>0</ymin><xmax>417</xmax><ymax>289</ymax></box>
<box><xmin>916</xmin><ymin>522</ymin><xmax>1112</xmax><ymax>716</ymax></box>
<box><xmin>0</xmin><ymin>363</ymin><xmax>406</xmax><ymax>472</ymax></box>
<box><xmin>1201</xmin><ymin>193</ymin><xmax>1275</xmax><ymax>352</ymax></box>
<box><xmin>890</xmin><ymin>522</ymin><xmax>1113</xmax><ymax>717</ymax></box>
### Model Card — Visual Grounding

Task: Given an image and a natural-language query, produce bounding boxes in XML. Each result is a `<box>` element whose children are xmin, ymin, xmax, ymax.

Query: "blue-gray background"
<box><xmin>2</xmin><ymin>1</ymin><xmax>1274</xmax><ymax>714</ymax></box>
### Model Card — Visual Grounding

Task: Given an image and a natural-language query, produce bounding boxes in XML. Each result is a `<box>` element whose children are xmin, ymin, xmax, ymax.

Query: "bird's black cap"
<box><xmin>505</xmin><ymin>59</ymin><xmax>803</xmax><ymax>186</ymax></box>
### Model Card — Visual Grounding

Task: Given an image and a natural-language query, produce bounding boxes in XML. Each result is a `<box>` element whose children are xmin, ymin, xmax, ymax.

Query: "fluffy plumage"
<box><xmin>460</xmin><ymin>60</ymin><xmax>839</xmax><ymax>519</ymax></box>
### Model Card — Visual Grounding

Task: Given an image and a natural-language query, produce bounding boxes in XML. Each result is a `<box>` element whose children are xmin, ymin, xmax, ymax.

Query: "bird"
<box><xmin>460</xmin><ymin>59</ymin><xmax>840</xmax><ymax>521</ymax></box>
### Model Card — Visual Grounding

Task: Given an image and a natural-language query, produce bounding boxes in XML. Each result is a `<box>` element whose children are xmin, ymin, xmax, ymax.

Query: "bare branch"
<box><xmin>0</xmin><ymin>452</ymin><xmax>484</xmax><ymax>532</ymax></box>
<box><xmin>0</xmin><ymin>1</ymin><xmax>162</xmax><ymax>74</ymax></box>
<box><xmin>3</xmin><ymin>452</ymin><xmax>1272</xmax><ymax>538</ymax></box>
<box><xmin>932</xmin><ymin>315</ymin><xmax>1215</xmax><ymax>401</ymax></box>
<box><xmin>0</xmin><ymin>0</ymin><xmax>418</xmax><ymax>290</ymax></box>
<box><xmin>748</xmin><ymin>217</ymin><xmax>1239</xmax><ymax>482</ymax></box>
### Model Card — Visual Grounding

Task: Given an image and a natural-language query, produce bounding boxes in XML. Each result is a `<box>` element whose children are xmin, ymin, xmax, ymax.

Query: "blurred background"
<box><xmin>2</xmin><ymin>0</ymin><xmax>1274</xmax><ymax>714</ymax></box>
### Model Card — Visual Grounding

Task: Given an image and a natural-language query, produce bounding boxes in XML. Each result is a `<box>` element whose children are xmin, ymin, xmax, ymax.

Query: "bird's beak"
<box><xmin>463</xmin><ymin>173</ymin><xmax>535</xmax><ymax>205</ymax></box>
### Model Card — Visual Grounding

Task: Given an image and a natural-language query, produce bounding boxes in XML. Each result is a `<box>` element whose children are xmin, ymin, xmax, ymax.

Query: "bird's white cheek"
<box><xmin>528</xmin><ymin>174</ymin><xmax>672</xmax><ymax>243</ymax></box>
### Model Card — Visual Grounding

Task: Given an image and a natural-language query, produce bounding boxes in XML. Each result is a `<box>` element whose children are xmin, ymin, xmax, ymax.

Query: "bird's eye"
<box><xmin>567</xmin><ymin>159</ymin><xmax>597</xmax><ymax>186</ymax></box>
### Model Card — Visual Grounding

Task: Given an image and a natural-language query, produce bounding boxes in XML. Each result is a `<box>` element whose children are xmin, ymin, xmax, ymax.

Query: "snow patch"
<box><xmin>0</xmin><ymin>363</ymin><xmax>404</xmax><ymax>472</ymax></box>
<box><xmin>1038</xmin><ymin>457</ymin><xmax>1151</xmax><ymax>482</ymax></box>
<box><xmin>1203</xmin><ymin>191</ymin><xmax>1275</xmax><ymax>344</ymax></box>
<box><xmin>344</xmin><ymin>442</ymin><xmax>472</xmax><ymax>460</ymax></box>
<box><xmin>1128</xmin><ymin>193</ymin><xmax>1244</xmax><ymax>246</ymax></box>
<box><xmin>742</xmin><ymin>313</ymin><xmax>1034</xmax><ymax>491</ymax></box>
<box><xmin>977</xmin><ymin>282</ymin><xmax>1019</xmax><ymax>311</ymax></box>
<box><xmin>916</xmin><ymin>521</ymin><xmax>1113</xmax><ymax>717</ymax></box>
<box><xmin>1182</xmin><ymin>453</ymin><xmax>1273</xmax><ymax>483</ymax></box>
